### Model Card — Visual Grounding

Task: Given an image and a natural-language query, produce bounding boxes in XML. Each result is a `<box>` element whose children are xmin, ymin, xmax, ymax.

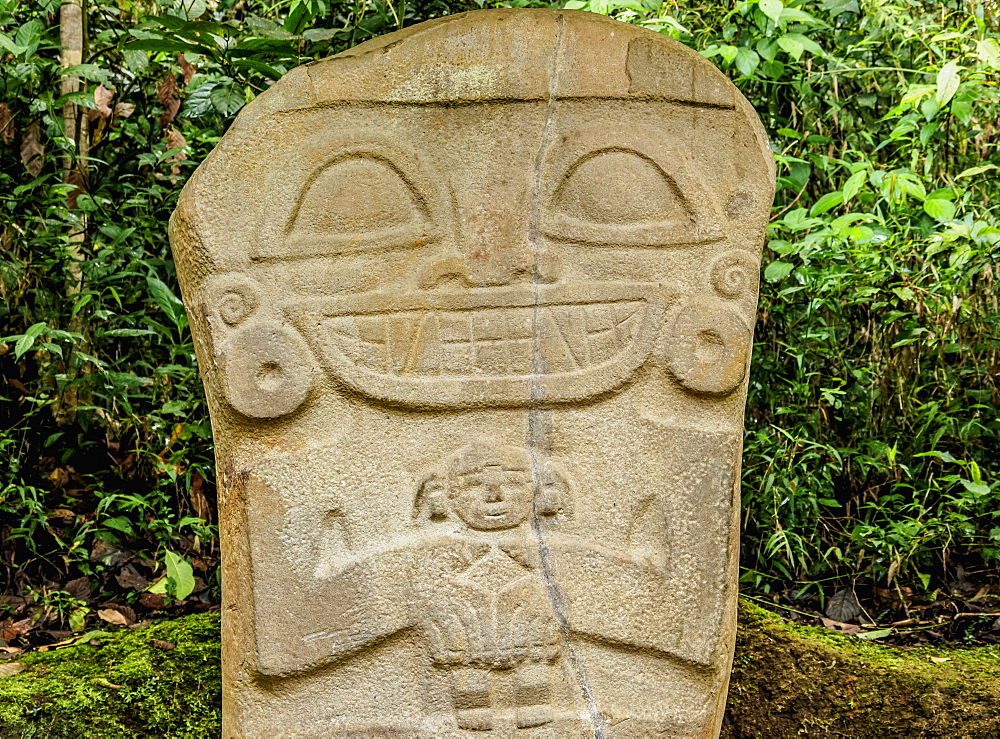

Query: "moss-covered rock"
<box><xmin>723</xmin><ymin>602</ymin><xmax>1000</xmax><ymax>738</ymax></box>
<box><xmin>0</xmin><ymin>614</ymin><xmax>220</xmax><ymax>738</ymax></box>
<box><xmin>1</xmin><ymin>605</ymin><xmax>998</xmax><ymax>737</ymax></box>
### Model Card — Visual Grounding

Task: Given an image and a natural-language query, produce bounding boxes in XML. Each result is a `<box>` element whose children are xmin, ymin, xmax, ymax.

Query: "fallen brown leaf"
<box><xmin>149</xmin><ymin>638</ymin><xmax>175</xmax><ymax>651</ymax></box>
<box><xmin>178</xmin><ymin>53</ymin><xmax>196</xmax><ymax>85</ymax></box>
<box><xmin>821</xmin><ymin>617</ymin><xmax>863</xmax><ymax>636</ymax></box>
<box><xmin>0</xmin><ymin>103</ymin><xmax>13</xmax><ymax>145</ymax></box>
<box><xmin>115</xmin><ymin>564</ymin><xmax>149</xmax><ymax>591</ymax></box>
<box><xmin>164</xmin><ymin>127</ymin><xmax>187</xmax><ymax>176</ymax></box>
<box><xmin>138</xmin><ymin>592</ymin><xmax>165</xmax><ymax>610</ymax></box>
<box><xmin>0</xmin><ymin>618</ymin><xmax>33</xmax><ymax>643</ymax></box>
<box><xmin>0</xmin><ymin>662</ymin><xmax>26</xmax><ymax>678</ymax></box>
<box><xmin>64</xmin><ymin>576</ymin><xmax>91</xmax><ymax>602</ymax></box>
<box><xmin>94</xmin><ymin>84</ymin><xmax>114</xmax><ymax>119</ymax></box>
<box><xmin>157</xmin><ymin>75</ymin><xmax>181</xmax><ymax>129</ymax></box>
<box><xmin>97</xmin><ymin>608</ymin><xmax>128</xmax><ymax>626</ymax></box>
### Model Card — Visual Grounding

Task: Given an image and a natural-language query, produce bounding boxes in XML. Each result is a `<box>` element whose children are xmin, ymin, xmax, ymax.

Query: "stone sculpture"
<box><xmin>169</xmin><ymin>8</ymin><xmax>774</xmax><ymax>737</ymax></box>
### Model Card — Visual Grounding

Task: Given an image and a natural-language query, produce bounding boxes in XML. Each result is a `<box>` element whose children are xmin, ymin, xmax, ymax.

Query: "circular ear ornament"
<box><xmin>220</xmin><ymin>323</ymin><xmax>313</xmax><ymax>419</ymax></box>
<box><xmin>710</xmin><ymin>250</ymin><xmax>758</xmax><ymax>300</ymax></box>
<box><xmin>664</xmin><ymin>298</ymin><xmax>752</xmax><ymax>397</ymax></box>
<box><xmin>206</xmin><ymin>274</ymin><xmax>261</xmax><ymax>327</ymax></box>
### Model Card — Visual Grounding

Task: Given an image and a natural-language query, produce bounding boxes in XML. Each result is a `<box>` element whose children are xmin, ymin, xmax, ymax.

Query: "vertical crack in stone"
<box><xmin>526</xmin><ymin>14</ymin><xmax>607</xmax><ymax>738</ymax></box>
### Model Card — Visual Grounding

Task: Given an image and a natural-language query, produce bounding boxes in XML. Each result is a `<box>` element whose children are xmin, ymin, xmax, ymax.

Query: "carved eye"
<box><xmin>557</xmin><ymin>150</ymin><xmax>684</xmax><ymax>224</ymax></box>
<box><xmin>544</xmin><ymin>147</ymin><xmax>722</xmax><ymax>247</ymax></box>
<box><xmin>285</xmin><ymin>154</ymin><xmax>434</xmax><ymax>255</ymax></box>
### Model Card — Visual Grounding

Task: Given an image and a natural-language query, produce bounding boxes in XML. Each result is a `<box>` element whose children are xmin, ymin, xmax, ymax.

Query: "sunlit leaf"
<box><xmin>935</xmin><ymin>61</ymin><xmax>960</xmax><ymax>106</ymax></box>
<box><xmin>164</xmin><ymin>550</ymin><xmax>196</xmax><ymax>600</ymax></box>
<box><xmin>976</xmin><ymin>38</ymin><xmax>1000</xmax><ymax>70</ymax></box>
<box><xmin>923</xmin><ymin>198</ymin><xmax>955</xmax><ymax>222</ymax></box>
<box><xmin>759</xmin><ymin>0</ymin><xmax>784</xmax><ymax>24</ymax></box>
<box><xmin>810</xmin><ymin>190</ymin><xmax>844</xmax><ymax>216</ymax></box>
<box><xmin>842</xmin><ymin>170</ymin><xmax>866</xmax><ymax>202</ymax></box>
<box><xmin>955</xmin><ymin>163</ymin><xmax>998</xmax><ymax>179</ymax></box>
<box><xmin>764</xmin><ymin>261</ymin><xmax>794</xmax><ymax>281</ymax></box>
<box><xmin>14</xmin><ymin>322</ymin><xmax>47</xmax><ymax>359</ymax></box>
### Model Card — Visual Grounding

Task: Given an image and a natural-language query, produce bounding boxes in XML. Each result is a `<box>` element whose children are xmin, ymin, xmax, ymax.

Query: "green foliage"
<box><xmin>0</xmin><ymin>0</ymin><xmax>997</xmax><ymax>614</ymax></box>
<box><xmin>612</xmin><ymin>0</ymin><xmax>1000</xmax><ymax>595</ymax></box>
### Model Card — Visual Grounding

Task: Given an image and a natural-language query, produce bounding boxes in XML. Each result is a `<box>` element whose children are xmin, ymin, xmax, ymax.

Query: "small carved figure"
<box><xmin>412</xmin><ymin>444</ymin><xmax>569</xmax><ymax>730</ymax></box>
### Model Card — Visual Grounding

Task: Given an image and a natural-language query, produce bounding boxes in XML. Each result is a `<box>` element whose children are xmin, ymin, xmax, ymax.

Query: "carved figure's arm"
<box><xmin>258</xmin><ymin>534</ymin><xmax>486</xmax><ymax>675</ymax></box>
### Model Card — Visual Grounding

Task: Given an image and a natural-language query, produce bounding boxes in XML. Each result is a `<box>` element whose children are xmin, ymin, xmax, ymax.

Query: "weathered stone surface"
<box><xmin>169</xmin><ymin>9</ymin><xmax>774</xmax><ymax>737</ymax></box>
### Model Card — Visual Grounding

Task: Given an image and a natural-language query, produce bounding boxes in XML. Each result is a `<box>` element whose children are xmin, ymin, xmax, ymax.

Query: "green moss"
<box><xmin>725</xmin><ymin>601</ymin><xmax>1000</xmax><ymax>738</ymax></box>
<box><xmin>0</xmin><ymin>614</ymin><xmax>220</xmax><ymax>739</ymax></box>
<box><xmin>2</xmin><ymin>607</ymin><xmax>998</xmax><ymax>737</ymax></box>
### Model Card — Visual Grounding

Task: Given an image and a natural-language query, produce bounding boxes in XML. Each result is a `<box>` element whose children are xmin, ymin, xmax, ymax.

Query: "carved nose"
<box><xmin>463</xmin><ymin>240</ymin><xmax>536</xmax><ymax>287</ymax></box>
<box><xmin>485</xmin><ymin>485</ymin><xmax>504</xmax><ymax>502</ymax></box>
<box><xmin>419</xmin><ymin>247</ymin><xmax>561</xmax><ymax>289</ymax></box>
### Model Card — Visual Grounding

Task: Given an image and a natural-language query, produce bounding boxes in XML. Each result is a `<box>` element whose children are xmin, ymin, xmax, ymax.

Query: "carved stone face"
<box><xmin>451</xmin><ymin>465</ymin><xmax>535</xmax><ymax>531</ymax></box>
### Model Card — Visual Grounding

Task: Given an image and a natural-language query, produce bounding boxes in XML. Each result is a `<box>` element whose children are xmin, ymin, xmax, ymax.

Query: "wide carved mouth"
<box><xmin>283</xmin><ymin>283</ymin><xmax>667</xmax><ymax>408</ymax></box>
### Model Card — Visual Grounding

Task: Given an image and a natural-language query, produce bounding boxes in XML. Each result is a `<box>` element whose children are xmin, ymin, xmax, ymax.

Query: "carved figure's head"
<box><xmin>417</xmin><ymin>444</ymin><xmax>568</xmax><ymax>531</ymax></box>
<box><xmin>174</xmin><ymin>10</ymin><xmax>775</xmax><ymax>420</ymax></box>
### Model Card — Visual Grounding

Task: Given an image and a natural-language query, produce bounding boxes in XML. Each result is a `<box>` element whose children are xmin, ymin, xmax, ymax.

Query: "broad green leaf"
<box><xmin>718</xmin><ymin>45</ymin><xmax>739</xmax><ymax>64</ymax></box>
<box><xmin>777</xmin><ymin>34</ymin><xmax>804</xmax><ymax>60</ymax></box>
<box><xmin>15</xmin><ymin>19</ymin><xmax>44</xmax><ymax>49</ymax></box>
<box><xmin>778</xmin><ymin>7</ymin><xmax>820</xmax><ymax>24</ymax></box>
<box><xmin>103</xmin><ymin>372</ymin><xmax>153</xmax><ymax>389</ymax></box>
<box><xmin>15</xmin><ymin>322</ymin><xmax>47</xmax><ymax>359</ymax></box>
<box><xmin>764</xmin><ymin>261</ymin><xmax>794</xmax><ymax>281</ymax></box>
<box><xmin>182</xmin><ymin>83</ymin><xmax>216</xmax><ymax>116</ymax></box>
<box><xmin>960</xmin><ymin>479</ymin><xmax>991</xmax><ymax>496</ymax></box>
<box><xmin>174</xmin><ymin>0</ymin><xmax>207</xmax><ymax>20</ymax></box>
<box><xmin>103</xmin><ymin>516</ymin><xmax>135</xmax><ymax>536</ymax></box>
<box><xmin>0</xmin><ymin>32</ymin><xmax>28</xmax><ymax>56</ymax></box>
<box><xmin>935</xmin><ymin>61</ymin><xmax>960</xmax><ymax>106</ymax></box>
<box><xmin>122</xmin><ymin>49</ymin><xmax>149</xmax><ymax>72</ymax></box>
<box><xmin>759</xmin><ymin>0</ymin><xmax>784</xmax><ymax>24</ymax></box>
<box><xmin>209</xmin><ymin>80</ymin><xmax>246</xmax><ymax>116</ymax></box>
<box><xmin>61</xmin><ymin>64</ymin><xmax>112</xmax><ymax>84</ymax></box>
<box><xmin>734</xmin><ymin>48</ymin><xmax>760</xmax><ymax>77</ymax></box>
<box><xmin>124</xmin><ymin>38</ymin><xmax>208</xmax><ymax>54</ymax></box>
<box><xmin>302</xmin><ymin>27</ymin><xmax>338</xmax><ymax>42</ymax></box>
<box><xmin>782</xmin><ymin>32</ymin><xmax>824</xmax><ymax>56</ymax></box>
<box><xmin>976</xmin><ymin>38</ymin><xmax>1000</xmax><ymax>70</ymax></box>
<box><xmin>923</xmin><ymin>198</ymin><xmax>955</xmax><ymax>222</ymax></box>
<box><xmin>164</xmin><ymin>550</ymin><xmax>196</xmax><ymax>600</ymax></box>
<box><xmin>232</xmin><ymin>58</ymin><xmax>286</xmax><ymax>79</ymax></box>
<box><xmin>810</xmin><ymin>190</ymin><xmax>844</xmax><ymax>216</ymax></box>
<box><xmin>855</xmin><ymin>628</ymin><xmax>892</xmax><ymax>640</ymax></box>
<box><xmin>842</xmin><ymin>170</ymin><xmax>866</xmax><ymax>202</ymax></box>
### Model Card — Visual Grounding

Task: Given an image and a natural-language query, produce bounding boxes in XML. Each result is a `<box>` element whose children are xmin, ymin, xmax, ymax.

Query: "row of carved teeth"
<box><xmin>317</xmin><ymin>302</ymin><xmax>644</xmax><ymax>376</ymax></box>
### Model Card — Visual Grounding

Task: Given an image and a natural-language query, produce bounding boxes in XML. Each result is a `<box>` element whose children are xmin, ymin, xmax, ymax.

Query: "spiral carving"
<box><xmin>710</xmin><ymin>251</ymin><xmax>757</xmax><ymax>300</ymax></box>
<box><xmin>206</xmin><ymin>274</ymin><xmax>261</xmax><ymax>327</ymax></box>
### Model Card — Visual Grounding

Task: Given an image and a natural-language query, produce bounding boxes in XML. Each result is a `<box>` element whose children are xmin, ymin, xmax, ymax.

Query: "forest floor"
<box><xmin>0</xmin><ymin>602</ymin><xmax>998</xmax><ymax>737</ymax></box>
